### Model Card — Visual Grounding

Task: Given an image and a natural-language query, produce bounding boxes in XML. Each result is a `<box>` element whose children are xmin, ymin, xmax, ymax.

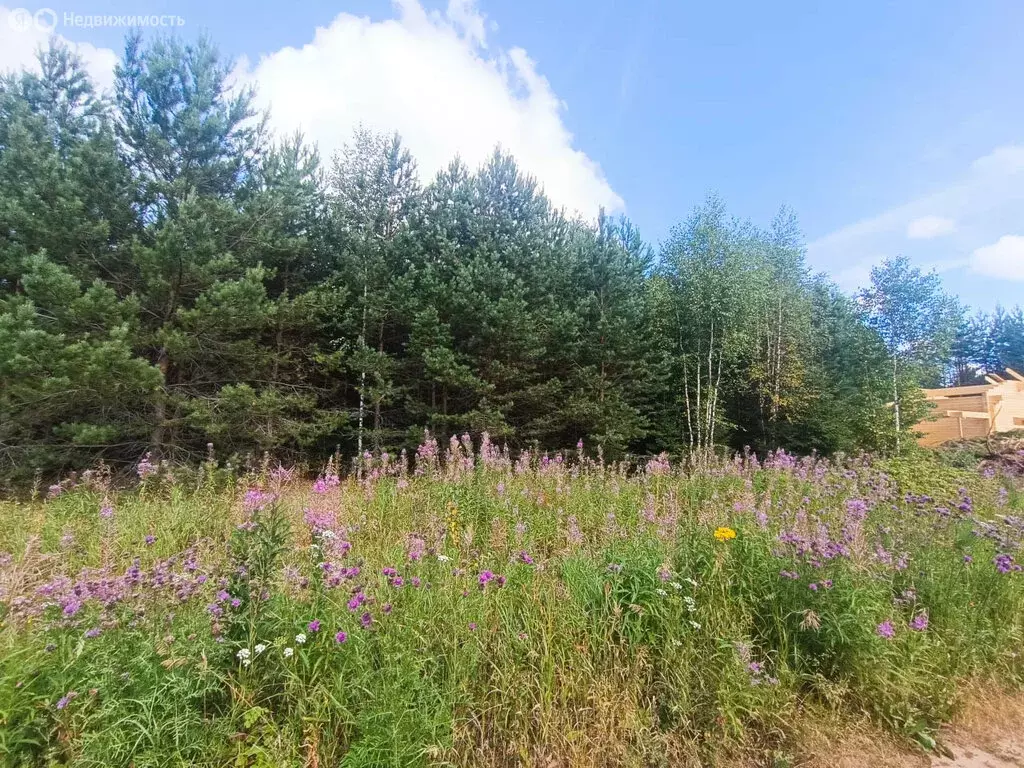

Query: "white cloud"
<box><xmin>0</xmin><ymin>6</ymin><xmax>118</xmax><ymax>93</ymax></box>
<box><xmin>971</xmin><ymin>235</ymin><xmax>1024</xmax><ymax>280</ymax></box>
<box><xmin>240</xmin><ymin>0</ymin><xmax>622</xmax><ymax>217</ymax></box>
<box><xmin>906</xmin><ymin>215</ymin><xmax>956</xmax><ymax>239</ymax></box>
<box><xmin>0</xmin><ymin>1</ymin><xmax>622</xmax><ymax>218</ymax></box>
<box><xmin>807</xmin><ymin>143</ymin><xmax>1024</xmax><ymax>304</ymax></box>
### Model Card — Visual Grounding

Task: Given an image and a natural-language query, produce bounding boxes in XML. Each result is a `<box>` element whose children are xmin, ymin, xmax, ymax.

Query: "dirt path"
<box><xmin>932</xmin><ymin>738</ymin><xmax>1024</xmax><ymax>768</ymax></box>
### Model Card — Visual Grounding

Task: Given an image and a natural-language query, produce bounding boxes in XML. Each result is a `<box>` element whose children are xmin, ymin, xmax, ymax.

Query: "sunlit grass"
<box><xmin>0</xmin><ymin>445</ymin><xmax>1021</xmax><ymax>766</ymax></box>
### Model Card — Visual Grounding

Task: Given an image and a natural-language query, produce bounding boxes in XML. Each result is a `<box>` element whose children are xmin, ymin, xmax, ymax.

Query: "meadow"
<box><xmin>0</xmin><ymin>435</ymin><xmax>1022</xmax><ymax>767</ymax></box>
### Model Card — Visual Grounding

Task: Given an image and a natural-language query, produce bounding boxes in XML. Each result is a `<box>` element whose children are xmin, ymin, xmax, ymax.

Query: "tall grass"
<box><xmin>0</xmin><ymin>440</ymin><xmax>1021</xmax><ymax>767</ymax></box>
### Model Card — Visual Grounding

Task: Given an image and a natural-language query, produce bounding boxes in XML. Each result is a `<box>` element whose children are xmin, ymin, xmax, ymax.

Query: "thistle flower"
<box><xmin>876</xmin><ymin>620</ymin><xmax>895</xmax><ymax>639</ymax></box>
<box><xmin>910</xmin><ymin>611</ymin><xmax>929</xmax><ymax>632</ymax></box>
<box><xmin>55</xmin><ymin>691</ymin><xmax>78</xmax><ymax>710</ymax></box>
<box><xmin>360</xmin><ymin>612</ymin><xmax>372</xmax><ymax>629</ymax></box>
<box><xmin>307</xmin><ymin>620</ymin><xmax>321</xmax><ymax>633</ymax></box>
<box><xmin>335</xmin><ymin>631</ymin><xmax>347</xmax><ymax>644</ymax></box>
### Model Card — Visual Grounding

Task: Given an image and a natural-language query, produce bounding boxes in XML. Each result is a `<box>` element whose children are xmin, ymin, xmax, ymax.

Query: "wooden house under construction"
<box><xmin>918</xmin><ymin>369</ymin><xmax>1024</xmax><ymax>447</ymax></box>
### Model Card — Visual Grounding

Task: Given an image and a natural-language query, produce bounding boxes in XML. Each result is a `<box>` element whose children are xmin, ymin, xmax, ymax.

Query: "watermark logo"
<box><xmin>8</xmin><ymin>7</ymin><xmax>56</xmax><ymax>32</ymax></box>
<box><xmin>7</xmin><ymin>7</ymin><xmax>184</xmax><ymax>32</ymax></box>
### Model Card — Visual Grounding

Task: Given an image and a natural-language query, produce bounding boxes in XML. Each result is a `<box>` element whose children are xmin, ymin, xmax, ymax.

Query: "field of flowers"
<box><xmin>0</xmin><ymin>435</ymin><xmax>1022</xmax><ymax>767</ymax></box>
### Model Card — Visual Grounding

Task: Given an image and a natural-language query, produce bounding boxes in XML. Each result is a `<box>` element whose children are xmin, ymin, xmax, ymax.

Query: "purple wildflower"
<box><xmin>334</xmin><ymin>631</ymin><xmax>347</xmax><ymax>644</ymax></box>
<box><xmin>360</xmin><ymin>612</ymin><xmax>372</xmax><ymax>629</ymax></box>
<box><xmin>144</xmin><ymin>535</ymin><xmax>156</xmax><ymax>546</ymax></box>
<box><xmin>910</xmin><ymin>612</ymin><xmax>929</xmax><ymax>632</ymax></box>
<box><xmin>55</xmin><ymin>691</ymin><xmax>78</xmax><ymax>710</ymax></box>
<box><xmin>876</xmin><ymin>620</ymin><xmax>895</xmax><ymax>639</ymax></box>
<box><xmin>84</xmin><ymin>627</ymin><xmax>101</xmax><ymax>639</ymax></box>
<box><xmin>519</xmin><ymin>551</ymin><xmax>534</xmax><ymax>565</ymax></box>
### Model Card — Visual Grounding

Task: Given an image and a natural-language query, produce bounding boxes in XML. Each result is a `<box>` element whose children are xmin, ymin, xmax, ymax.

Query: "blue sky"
<box><xmin>2</xmin><ymin>0</ymin><xmax>1023</xmax><ymax>310</ymax></box>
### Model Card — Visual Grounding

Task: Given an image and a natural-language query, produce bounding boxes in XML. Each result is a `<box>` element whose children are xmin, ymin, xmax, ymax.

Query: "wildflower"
<box><xmin>656</xmin><ymin>588</ymin><xmax>668</xmax><ymax>597</ymax></box>
<box><xmin>689</xmin><ymin>620</ymin><xmax>701</xmax><ymax>630</ymax></box>
<box><xmin>607</xmin><ymin>563</ymin><xmax>623</xmax><ymax>574</ymax></box>
<box><xmin>144</xmin><ymin>535</ymin><xmax>156</xmax><ymax>546</ymax></box>
<box><xmin>517</xmin><ymin>631</ymin><xmax>528</xmax><ymax>640</ymax></box>
<box><xmin>283</xmin><ymin>647</ymin><xmax>294</xmax><ymax>658</ymax></box>
<box><xmin>748</xmin><ymin>662</ymin><xmax>763</xmax><ymax>675</ymax></box>
<box><xmin>55</xmin><ymin>691</ymin><xmax>78</xmax><ymax>710</ymax></box>
<box><xmin>307</xmin><ymin>619</ymin><xmax>321</xmax><ymax>633</ymax></box>
<box><xmin>335</xmin><ymin>631</ymin><xmax>348</xmax><ymax>644</ymax></box>
<box><xmin>391</xmin><ymin>576</ymin><xmax>405</xmax><ymax>587</ymax></box>
<box><xmin>410</xmin><ymin>577</ymin><xmax>421</xmax><ymax>588</ymax></box>
<box><xmin>436</xmin><ymin>554</ymin><xmax>450</xmax><ymax>562</ymax></box>
<box><xmin>808</xmin><ymin>583</ymin><xmax>819</xmax><ymax>592</ymax></box>
<box><xmin>876</xmin><ymin>620</ymin><xmax>895</xmax><ymax>639</ymax></box>
<box><xmin>910</xmin><ymin>611</ymin><xmax>929</xmax><ymax>632</ymax></box>
<box><xmin>823</xmin><ymin>579</ymin><xmax>833</xmax><ymax>589</ymax></box>
<box><xmin>478</xmin><ymin>570</ymin><xmax>495</xmax><ymax>587</ymax></box>
<box><xmin>657</xmin><ymin>565</ymin><xmax>671</xmax><ymax>582</ymax></box>
<box><xmin>236</xmin><ymin>648</ymin><xmax>251</xmax><ymax>662</ymax></box>
<box><xmin>254</xmin><ymin>643</ymin><xmax>267</xmax><ymax>655</ymax></box>
<box><xmin>468</xmin><ymin>622</ymin><xmax>477</xmax><ymax>631</ymax></box>
<box><xmin>84</xmin><ymin>627</ymin><xmax>101</xmax><ymax>639</ymax></box>
<box><xmin>99</xmin><ymin>502</ymin><xmax>114</xmax><ymax>519</ymax></box>
<box><xmin>519</xmin><ymin>551</ymin><xmax>534</xmax><ymax>565</ymax></box>
<box><xmin>963</xmin><ymin>554</ymin><xmax>974</xmax><ymax>564</ymax></box>
<box><xmin>360</xmin><ymin>612</ymin><xmax>372</xmax><ymax>629</ymax></box>
<box><xmin>230</xmin><ymin>598</ymin><xmax>241</xmax><ymax>609</ymax></box>
<box><xmin>685</xmin><ymin>577</ymin><xmax>698</xmax><ymax>587</ymax></box>
<box><xmin>994</xmin><ymin>553</ymin><xmax>1017</xmax><ymax>574</ymax></box>
<box><xmin>347</xmin><ymin>592</ymin><xmax>366</xmax><ymax>611</ymax></box>
<box><xmin>670</xmin><ymin>581</ymin><xmax>683</xmax><ymax>590</ymax></box>
<box><xmin>713</xmin><ymin>527</ymin><xmax>737</xmax><ymax>542</ymax></box>
<box><xmin>383</xmin><ymin>603</ymin><xmax>393</xmax><ymax>614</ymax></box>
<box><xmin>295</xmin><ymin>633</ymin><xmax>307</xmax><ymax>644</ymax></box>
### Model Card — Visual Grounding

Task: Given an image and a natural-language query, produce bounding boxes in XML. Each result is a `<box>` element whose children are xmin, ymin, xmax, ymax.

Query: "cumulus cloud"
<box><xmin>906</xmin><ymin>215</ymin><xmax>956</xmax><ymax>240</ymax></box>
<box><xmin>0</xmin><ymin>1</ymin><xmax>622</xmax><ymax>218</ymax></box>
<box><xmin>971</xmin><ymin>235</ymin><xmax>1024</xmax><ymax>280</ymax></box>
<box><xmin>238</xmin><ymin>0</ymin><xmax>622</xmax><ymax>217</ymax></box>
<box><xmin>0</xmin><ymin>6</ymin><xmax>118</xmax><ymax>92</ymax></box>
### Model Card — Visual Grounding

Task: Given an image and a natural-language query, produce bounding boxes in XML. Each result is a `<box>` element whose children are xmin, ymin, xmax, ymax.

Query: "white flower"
<box><xmin>671</xmin><ymin>639</ymin><xmax>683</xmax><ymax>647</ymax></box>
<box><xmin>656</xmin><ymin>588</ymin><xmax>668</xmax><ymax>597</ymax></box>
<box><xmin>294</xmin><ymin>633</ymin><xmax>307</xmax><ymax>645</ymax></box>
<box><xmin>236</xmin><ymin>648</ymin><xmax>250</xmax><ymax>660</ymax></box>
<box><xmin>283</xmin><ymin>647</ymin><xmax>294</xmax><ymax>658</ymax></box>
<box><xmin>242</xmin><ymin>658</ymin><xmax>251</xmax><ymax>668</ymax></box>
<box><xmin>321</xmin><ymin>530</ymin><xmax>336</xmax><ymax>540</ymax></box>
<box><xmin>254</xmin><ymin>643</ymin><xmax>267</xmax><ymax>655</ymax></box>
<box><xmin>436</xmin><ymin>554</ymin><xmax>450</xmax><ymax>562</ymax></box>
<box><xmin>670</xmin><ymin>581</ymin><xmax>683</xmax><ymax>590</ymax></box>
<box><xmin>685</xmin><ymin>578</ymin><xmax>699</xmax><ymax>587</ymax></box>
<box><xmin>689</xmin><ymin>620</ymin><xmax>701</xmax><ymax>630</ymax></box>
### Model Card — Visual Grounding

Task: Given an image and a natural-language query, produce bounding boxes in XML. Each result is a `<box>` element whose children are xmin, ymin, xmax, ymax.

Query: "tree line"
<box><xmin>2</xmin><ymin>37</ymin><xmax>1021</xmax><ymax>484</ymax></box>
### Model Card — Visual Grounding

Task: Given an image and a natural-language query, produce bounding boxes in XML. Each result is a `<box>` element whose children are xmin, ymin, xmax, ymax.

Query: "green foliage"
<box><xmin>1</xmin><ymin>35</ymin><xmax>1019</xmax><ymax>484</ymax></box>
<box><xmin>0</xmin><ymin>449</ymin><xmax>1021</xmax><ymax>765</ymax></box>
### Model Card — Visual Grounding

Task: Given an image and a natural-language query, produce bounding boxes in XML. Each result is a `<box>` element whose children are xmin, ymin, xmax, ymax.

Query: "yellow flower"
<box><xmin>713</xmin><ymin>526</ymin><xmax>736</xmax><ymax>542</ymax></box>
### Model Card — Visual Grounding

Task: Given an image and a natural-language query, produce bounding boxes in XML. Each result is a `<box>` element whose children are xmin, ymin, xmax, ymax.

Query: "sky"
<box><xmin>2</xmin><ymin>0</ymin><xmax>1023</xmax><ymax>310</ymax></box>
